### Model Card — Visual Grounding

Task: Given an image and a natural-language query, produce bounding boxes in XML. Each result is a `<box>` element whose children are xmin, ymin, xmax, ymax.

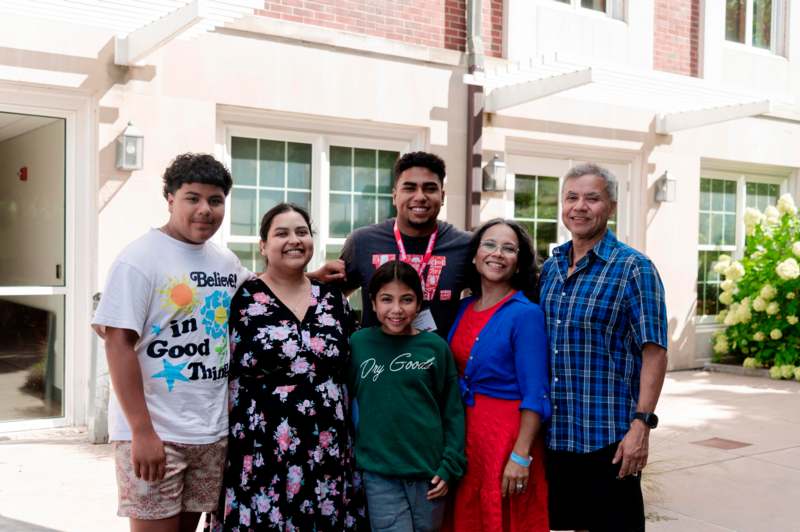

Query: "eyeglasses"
<box><xmin>479</xmin><ymin>240</ymin><xmax>519</xmax><ymax>256</ymax></box>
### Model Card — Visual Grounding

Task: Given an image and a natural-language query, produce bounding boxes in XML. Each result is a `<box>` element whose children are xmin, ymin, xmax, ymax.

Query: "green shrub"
<box><xmin>712</xmin><ymin>194</ymin><xmax>800</xmax><ymax>373</ymax></box>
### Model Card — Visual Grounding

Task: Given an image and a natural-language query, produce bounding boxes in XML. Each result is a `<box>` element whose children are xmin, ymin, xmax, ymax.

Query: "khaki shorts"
<box><xmin>114</xmin><ymin>437</ymin><xmax>227</xmax><ymax>520</ymax></box>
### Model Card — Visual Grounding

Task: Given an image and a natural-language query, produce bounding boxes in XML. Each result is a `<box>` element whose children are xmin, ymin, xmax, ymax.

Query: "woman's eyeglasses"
<box><xmin>479</xmin><ymin>240</ymin><xmax>519</xmax><ymax>256</ymax></box>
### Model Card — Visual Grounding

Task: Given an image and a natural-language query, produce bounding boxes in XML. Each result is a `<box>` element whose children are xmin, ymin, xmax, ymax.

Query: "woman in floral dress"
<box><xmin>215</xmin><ymin>203</ymin><xmax>366</xmax><ymax>531</ymax></box>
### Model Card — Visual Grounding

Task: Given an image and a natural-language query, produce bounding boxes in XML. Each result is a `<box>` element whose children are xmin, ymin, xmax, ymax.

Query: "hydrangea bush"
<box><xmin>711</xmin><ymin>194</ymin><xmax>800</xmax><ymax>381</ymax></box>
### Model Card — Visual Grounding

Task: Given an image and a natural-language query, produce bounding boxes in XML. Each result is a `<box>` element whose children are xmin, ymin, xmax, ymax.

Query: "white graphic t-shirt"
<box><xmin>93</xmin><ymin>229</ymin><xmax>249</xmax><ymax>443</ymax></box>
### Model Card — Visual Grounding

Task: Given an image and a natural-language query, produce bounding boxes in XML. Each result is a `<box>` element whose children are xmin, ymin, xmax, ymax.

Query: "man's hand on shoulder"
<box><xmin>612</xmin><ymin>420</ymin><xmax>650</xmax><ymax>479</ymax></box>
<box><xmin>307</xmin><ymin>259</ymin><xmax>347</xmax><ymax>284</ymax></box>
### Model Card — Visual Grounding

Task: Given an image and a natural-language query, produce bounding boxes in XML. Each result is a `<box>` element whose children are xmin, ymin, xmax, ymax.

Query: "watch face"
<box><xmin>636</xmin><ymin>412</ymin><xmax>658</xmax><ymax>429</ymax></box>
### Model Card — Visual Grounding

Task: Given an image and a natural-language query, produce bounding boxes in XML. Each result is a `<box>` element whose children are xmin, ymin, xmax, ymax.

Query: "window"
<box><xmin>696</xmin><ymin>175</ymin><xmax>782</xmax><ymax>317</ymax></box>
<box><xmin>228</xmin><ymin>137</ymin><xmax>312</xmax><ymax>272</ymax></box>
<box><xmin>513</xmin><ymin>173</ymin><xmax>618</xmax><ymax>260</ymax></box>
<box><xmin>329</xmin><ymin>146</ymin><xmax>397</xmax><ymax>238</ymax></box>
<box><xmin>514</xmin><ymin>174</ymin><xmax>559</xmax><ymax>260</ymax></box>
<box><xmin>226</xmin><ymin>133</ymin><xmax>401</xmax><ymax>273</ymax></box>
<box><xmin>725</xmin><ymin>0</ymin><xmax>786</xmax><ymax>53</ymax></box>
<box><xmin>552</xmin><ymin>0</ymin><xmax>625</xmax><ymax>20</ymax></box>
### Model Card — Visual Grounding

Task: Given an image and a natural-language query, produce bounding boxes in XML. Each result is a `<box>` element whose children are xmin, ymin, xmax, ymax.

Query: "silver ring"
<box><xmin>516</xmin><ymin>482</ymin><xmax>524</xmax><ymax>489</ymax></box>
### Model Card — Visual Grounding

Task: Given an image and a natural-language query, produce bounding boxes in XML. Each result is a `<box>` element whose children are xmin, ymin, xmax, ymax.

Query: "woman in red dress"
<box><xmin>447</xmin><ymin>219</ymin><xmax>551</xmax><ymax>531</ymax></box>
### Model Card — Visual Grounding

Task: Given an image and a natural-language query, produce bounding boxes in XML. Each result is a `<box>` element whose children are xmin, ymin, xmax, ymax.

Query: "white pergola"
<box><xmin>464</xmin><ymin>54</ymin><xmax>776</xmax><ymax>134</ymax></box>
<box><xmin>0</xmin><ymin>0</ymin><xmax>262</xmax><ymax>66</ymax></box>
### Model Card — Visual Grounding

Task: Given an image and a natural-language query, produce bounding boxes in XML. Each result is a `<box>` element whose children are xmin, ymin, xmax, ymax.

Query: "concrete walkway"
<box><xmin>0</xmin><ymin>371</ymin><xmax>798</xmax><ymax>532</ymax></box>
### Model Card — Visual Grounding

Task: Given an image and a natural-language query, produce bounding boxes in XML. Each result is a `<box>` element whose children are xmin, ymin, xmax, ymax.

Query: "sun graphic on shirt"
<box><xmin>158</xmin><ymin>276</ymin><xmax>199</xmax><ymax>314</ymax></box>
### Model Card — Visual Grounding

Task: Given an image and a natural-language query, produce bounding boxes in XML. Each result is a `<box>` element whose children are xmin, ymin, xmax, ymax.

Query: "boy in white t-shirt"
<box><xmin>92</xmin><ymin>153</ymin><xmax>248</xmax><ymax>532</ymax></box>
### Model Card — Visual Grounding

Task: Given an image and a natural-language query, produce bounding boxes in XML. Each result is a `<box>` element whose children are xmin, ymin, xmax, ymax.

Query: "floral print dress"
<box><xmin>215</xmin><ymin>278</ymin><xmax>366</xmax><ymax>531</ymax></box>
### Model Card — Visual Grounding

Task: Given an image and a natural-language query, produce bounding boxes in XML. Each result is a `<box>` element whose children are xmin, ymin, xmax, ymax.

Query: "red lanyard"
<box><xmin>393</xmin><ymin>220</ymin><xmax>438</xmax><ymax>292</ymax></box>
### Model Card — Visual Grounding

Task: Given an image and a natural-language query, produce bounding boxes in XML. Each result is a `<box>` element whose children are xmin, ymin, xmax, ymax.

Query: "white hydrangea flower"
<box><xmin>787</xmin><ymin>315</ymin><xmax>798</xmax><ymax>325</ymax></box>
<box><xmin>720</xmin><ymin>279</ymin><xmax>735</xmax><ymax>292</ymax></box>
<box><xmin>766</xmin><ymin>302</ymin><xmax>780</xmax><ymax>315</ymax></box>
<box><xmin>724</xmin><ymin>261</ymin><xmax>745</xmax><ymax>281</ymax></box>
<box><xmin>713</xmin><ymin>334</ymin><xmax>729</xmax><ymax>354</ymax></box>
<box><xmin>788</xmin><ymin>292</ymin><xmax>796</xmax><ymax>300</ymax></box>
<box><xmin>742</xmin><ymin>357</ymin><xmax>760</xmax><ymax>369</ymax></box>
<box><xmin>780</xmin><ymin>364</ymin><xmax>795</xmax><ymax>379</ymax></box>
<box><xmin>713</xmin><ymin>255</ymin><xmax>732</xmax><ymax>274</ymax></box>
<box><xmin>715</xmin><ymin>310</ymin><xmax>728</xmax><ymax>324</ymax></box>
<box><xmin>776</xmin><ymin>258</ymin><xmax>800</xmax><ymax>281</ymax></box>
<box><xmin>718</xmin><ymin>291</ymin><xmax>733</xmax><ymax>305</ymax></box>
<box><xmin>743</xmin><ymin>208</ymin><xmax>764</xmax><ymax>235</ymax></box>
<box><xmin>777</xmin><ymin>193</ymin><xmax>797</xmax><ymax>216</ymax></box>
<box><xmin>760</xmin><ymin>284</ymin><xmax>777</xmax><ymax>300</ymax></box>
<box><xmin>750</xmin><ymin>249</ymin><xmax>765</xmax><ymax>259</ymax></box>
<box><xmin>765</xmin><ymin>205</ymin><xmax>781</xmax><ymax>225</ymax></box>
<box><xmin>752</xmin><ymin>297</ymin><xmax>767</xmax><ymax>312</ymax></box>
<box><xmin>793</xmin><ymin>241</ymin><xmax>800</xmax><ymax>258</ymax></box>
<box><xmin>736</xmin><ymin>299</ymin><xmax>752</xmax><ymax>323</ymax></box>
<box><xmin>754</xmin><ymin>331</ymin><xmax>766</xmax><ymax>342</ymax></box>
<box><xmin>770</xmin><ymin>328</ymin><xmax>783</xmax><ymax>340</ymax></box>
<box><xmin>795</xmin><ymin>367</ymin><xmax>800</xmax><ymax>382</ymax></box>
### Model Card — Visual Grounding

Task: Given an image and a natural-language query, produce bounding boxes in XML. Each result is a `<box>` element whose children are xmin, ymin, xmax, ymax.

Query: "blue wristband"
<box><xmin>509</xmin><ymin>451</ymin><xmax>532</xmax><ymax>468</ymax></box>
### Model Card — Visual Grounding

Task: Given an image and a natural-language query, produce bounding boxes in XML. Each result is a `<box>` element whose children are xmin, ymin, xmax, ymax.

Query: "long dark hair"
<box><xmin>465</xmin><ymin>219</ymin><xmax>539</xmax><ymax>302</ymax></box>
<box><xmin>367</xmin><ymin>260</ymin><xmax>423</xmax><ymax>306</ymax></box>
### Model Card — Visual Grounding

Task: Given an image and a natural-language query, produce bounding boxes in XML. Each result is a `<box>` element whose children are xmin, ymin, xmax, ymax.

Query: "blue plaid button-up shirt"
<box><xmin>540</xmin><ymin>230</ymin><xmax>668</xmax><ymax>453</ymax></box>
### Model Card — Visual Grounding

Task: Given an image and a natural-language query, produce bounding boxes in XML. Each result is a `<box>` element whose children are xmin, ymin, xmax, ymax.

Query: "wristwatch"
<box><xmin>633</xmin><ymin>412</ymin><xmax>659</xmax><ymax>429</ymax></box>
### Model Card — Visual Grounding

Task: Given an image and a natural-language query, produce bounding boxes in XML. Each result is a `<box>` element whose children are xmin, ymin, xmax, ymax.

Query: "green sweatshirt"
<box><xmin>348</xmin><ymin>326</ymin><xmax>466</xmax><ymax>483</ymax></box>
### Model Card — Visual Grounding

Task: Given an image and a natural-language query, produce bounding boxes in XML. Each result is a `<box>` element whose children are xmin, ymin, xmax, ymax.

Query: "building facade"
<box><xmin>0</xmin><ymin>0</ymin><xmax>797</xmax><ymax>433</ymax></box>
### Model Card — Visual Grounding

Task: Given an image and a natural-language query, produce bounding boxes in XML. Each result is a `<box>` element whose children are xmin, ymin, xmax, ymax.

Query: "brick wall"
<box><xmin>653</xmin><ymin>0</ymin><xmax>700</xmax><ymax>76</ymax></box>
<box><xmin>256</xmin><ymin>0</ymin><xmax>504</xmax><ymax>58</ymax></box>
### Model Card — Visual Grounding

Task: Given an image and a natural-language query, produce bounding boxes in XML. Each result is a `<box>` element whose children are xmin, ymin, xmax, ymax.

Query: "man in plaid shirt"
<box><xmin>539</xmin><ymin>163</ymin><xmax>668</xmax><ymax>532</ymax></box>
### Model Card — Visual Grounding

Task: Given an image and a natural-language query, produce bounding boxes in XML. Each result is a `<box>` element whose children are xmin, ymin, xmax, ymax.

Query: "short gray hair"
<box><xmin>563</xmin><ymin>163</ymin><xmax>618</xmax><ymax>202</ymax></box>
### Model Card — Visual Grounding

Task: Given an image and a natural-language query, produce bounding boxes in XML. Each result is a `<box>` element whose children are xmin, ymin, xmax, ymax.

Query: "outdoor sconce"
<box><xmin>482</xmin><ymin>153</ymin><xmax>507</xmax><ymax>192</ymax></box>
<box><xmin>655</xmin><ymin>171</ymin><xmax>677</xmax><ymax>203</ymax></box>
<box><xmin>115</xmin><ymin>121</ymin><xmax>144</xmax><ymax>171</ymax></box>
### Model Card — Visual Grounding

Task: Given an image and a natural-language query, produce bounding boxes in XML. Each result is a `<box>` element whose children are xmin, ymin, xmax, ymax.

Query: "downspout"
<box><xmin>465</xmin><ymin>0</ymin><xmax>484</xmax><ymax>231</ymax></box>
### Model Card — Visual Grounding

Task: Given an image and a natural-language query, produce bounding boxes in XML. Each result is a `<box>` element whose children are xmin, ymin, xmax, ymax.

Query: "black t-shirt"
<box><xmin>341</xmin><ymin>219</ymin><xmax>472</xmax><ymax>338</ymax></box>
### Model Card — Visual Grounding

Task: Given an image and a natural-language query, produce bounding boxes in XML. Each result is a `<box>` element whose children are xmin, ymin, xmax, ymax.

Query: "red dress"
<box><xmin>448</xmin><ymin>292</ymin><xmax>549</xmax><ymax>532</ymax></box>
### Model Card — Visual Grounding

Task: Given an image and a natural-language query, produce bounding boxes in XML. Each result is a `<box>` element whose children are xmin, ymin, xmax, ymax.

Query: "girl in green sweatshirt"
<box><xmin>348</xmin><ymin>260</ymin><xmax>466</xmax><ymax>532</ymax></box>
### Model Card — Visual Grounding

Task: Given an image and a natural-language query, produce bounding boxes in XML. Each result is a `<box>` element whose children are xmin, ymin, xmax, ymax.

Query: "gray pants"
<box><xmin>363</xmin><ymin>471</ymin><xmax>447</xmax><ymax>532</ymax></box>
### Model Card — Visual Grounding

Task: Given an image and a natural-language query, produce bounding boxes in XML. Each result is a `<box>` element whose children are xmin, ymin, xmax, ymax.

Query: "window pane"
<box><xmin>698</xmin><ymin>213</ymin><xmax>710</xmax><ymax>245</ymax></box>
<box><xmin>753</xmin><ymin>0</ymin><xmax>772</xmax><ymax>49</ymax></box>
<box><xmin>514</xmin><ymin>175</ymin><xmax>536</xmax><ymax>218</ymax></box>
<box><xmin>378</xmin><ymin>151</ymin><xmax>397</xmax><ymax>194</ymax></box>
<box><xmin>231</xmin><ymin>188</ymin><xmax>257</xmax><ymax>236</ymax></box>
<box><xmin>724</xmin><ymin>180</ymin><xmax>737</xmax><ymax>211</ymax></box>
<box><xmin>354</xmin><ymin>195</ymin><xmax>377</xmax><ymax>230</ymax></box>
<box><xmin>287</xmin><ymin>142</ymin><xmax>311</xmax><ymax>189</ymax></box>
<box><xmin>325</xmin><ymin>244</ymin><xmax>343</xmax><ymax>261</ymax></box>
<box><xmin>354</xmin><ymin>148</ymin><xmax>376</xmax><ymax>193</ymax></box>
<box><xmin>723</xmin><ymin>214</ymin><xmax>736</xmax><ymax>245</ymax></box>
<box><xmin>746</xmin><ymin>181</ymin><xmax>780</xmax><ymax>210</ymax></box>
<box><xmin>259</xmin><ymin>139</ymin><xmax>284</xmax><ymax>188</ymax></box>
<box><xmin>697</xmin><ymin>250</ymin><xmax>723</xmax><ymax>316</ymax></box>
<box><xmin>329</xmin><ymin>194</ymin><xmax>351</xmax><ymax>237</ymax></box>
<box><xmin>581</xmin><ymin>0</ymin><xmax>605</xmax><ymax>11</ymax></box>
<box><xmin>378</xmin><ymin>196</ymin><xmax>395</xmax><ymax>222</ymax></box>
<box><xmin>710</xmin><ymin>213</ymin><xmax>724</xmax><ymax>244</ymax></box>
<box><xmin>700</xmin><ymin>178</ymin><xmax>711</xmax><ymax>210</ymax></box>
<box><xmin>287</xmin><ymin>191</ymin><xmax>311</xmax><ymax>212</ymax></box>
<box><xmin>0</xmin><ymin>294</ymin><xmax>65</xmax><ymax>421</ymax></box>
<box><xmin>538</xmin><ymin>177</ymin><xmax>559</xmax><ymax>219</ymax></box>
<box><xmin>537</xmin><ymin>222</ymin><xmax>558</xmax><ymax>259</ymax></box>
<box><xmin>231</xmin><ymin>137</ymin><xmax>257</xmax><ymax>186</ymax></box>
<box><xmin>726</xmin><ymin>0</ymin><xmax>746</xmax><ymax>43</ymax></box>
<box><xmin>711</xmin><ymin>179</ymin><xmax>724</xmax><ymax>210</ymax></box>
<box><xmin>258</xmin><ymin>189</ymin><xmax>284</xmax><ymax>217</ymax></box>
<box><xmin>330</xmin><ymin>146</ymin><xmax>351</xmax><ymax>192</ymax></box>
<box><xmin>228</xmin><ymin>243</ymin><xmax>258</xmax><ymax>274</ymax></box>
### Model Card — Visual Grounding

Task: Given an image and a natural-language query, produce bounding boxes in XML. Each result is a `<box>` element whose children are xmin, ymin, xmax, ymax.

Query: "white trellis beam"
<box><xmin>655</xmin><ymin>100</ymin><xmax>771</xmax><ymax>134</ymax></box>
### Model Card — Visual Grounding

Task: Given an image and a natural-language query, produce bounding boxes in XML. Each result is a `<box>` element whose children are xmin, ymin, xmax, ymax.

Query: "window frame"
<box><xmin>724</xmin><ymin>0</ymin><xmax>787</xmax><ymax>55</ymax></box>
<box><xmin>550</xmin><ymin>0</ymin><xmax>626</xmax><ymax>21</ymax></box>
<box><xmin>695</xmin><ymin>169</ymin><xmax>786</xmax><ymax>324</ymax></box>
<box><xmin>223</xmin><ymin>125</ymin><xmax>410</xmax><ymax>272</ymax></box>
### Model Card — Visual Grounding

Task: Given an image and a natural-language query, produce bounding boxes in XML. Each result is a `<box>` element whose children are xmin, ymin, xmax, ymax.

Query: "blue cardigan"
<box><xmin>447</xmin><ymin>292</ymin><xmax>551</xmax><ymax>422</ymax></box>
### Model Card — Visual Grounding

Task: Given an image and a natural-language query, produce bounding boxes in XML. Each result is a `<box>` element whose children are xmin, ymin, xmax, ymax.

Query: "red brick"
<box><xmin>653</xmin><ymin>0</ymin><xmax>699</xmax><ymax>76</ymax></box>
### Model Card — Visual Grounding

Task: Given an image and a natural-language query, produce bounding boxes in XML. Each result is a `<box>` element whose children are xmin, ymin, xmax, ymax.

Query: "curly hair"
<box><xmin>162</xmin><ymin>153</ymin><xmax>233</xmax><ymax>198</ymax></box>
<box><xmin>393</xmin><ymin>151</ymin><xmax>446</xmax><ymax>184</ymax></box>
<box><xmin>465</xmin><ymin>219</ymin><xmax>539</xmax><ymax>302</ymax></box>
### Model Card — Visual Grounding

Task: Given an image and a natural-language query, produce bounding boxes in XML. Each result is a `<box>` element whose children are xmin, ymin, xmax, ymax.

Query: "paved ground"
<box><xmin>1</xmin><ymin>371</ymin><xmax>798</xmax><ymax>532</ymax></box>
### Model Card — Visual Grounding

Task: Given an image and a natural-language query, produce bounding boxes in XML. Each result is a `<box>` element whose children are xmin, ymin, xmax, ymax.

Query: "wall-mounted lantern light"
<box><xmin>655</xmin><ymin>170</ymin><xmax>677</xmax><ymax>203</ymax></box>
<box><xmin>482</xmin><ymin>153</ymin><xmax>507</xmax><ymax>192</ymax></box>
<box><xmin>115</xmin><ymin>121</ymin><xmax>144</xmax><ymax>171</ymax></box>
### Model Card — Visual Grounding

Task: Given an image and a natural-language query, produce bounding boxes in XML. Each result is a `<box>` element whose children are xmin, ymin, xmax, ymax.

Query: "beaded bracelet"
<box><xmin>510</xmin><ymin>451</ymin><xmax>532</xmax><ymax>468</ymax></box>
